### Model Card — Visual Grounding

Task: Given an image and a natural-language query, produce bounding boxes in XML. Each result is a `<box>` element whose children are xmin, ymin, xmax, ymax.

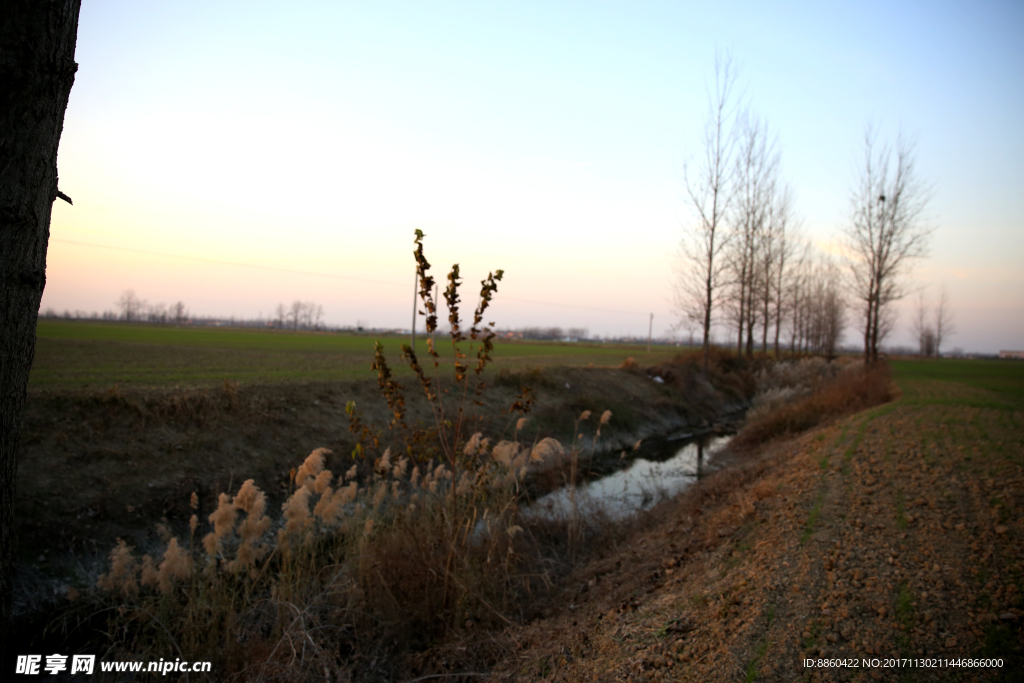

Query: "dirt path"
<box><xmin>485</xmin><ymin>383</ymin><xmax>1024</xmax><ymax>681</ymax></box>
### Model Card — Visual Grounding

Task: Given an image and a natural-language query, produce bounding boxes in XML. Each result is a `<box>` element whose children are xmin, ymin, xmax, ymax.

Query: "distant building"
<box><xmin>999</xmin><ymin>350</ymin><xmax>1024</xmax><ymax>359</ymax></box>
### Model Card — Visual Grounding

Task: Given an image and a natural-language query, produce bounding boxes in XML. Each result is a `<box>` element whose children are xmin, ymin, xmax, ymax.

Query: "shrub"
<box><xmin>734</xmin><ymin>361</ymin><xmax>894</xmax><ymax>447</ymax></box>
<box><xmin>754</xmin><ymin>357</ymin><xmax>839</xmax><ymax>393</ymax></box>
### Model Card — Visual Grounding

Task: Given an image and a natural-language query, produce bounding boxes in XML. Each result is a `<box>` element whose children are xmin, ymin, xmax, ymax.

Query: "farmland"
<box><xmin>15</xmin><ymin>327</ymin><xmax>1024</xmax><ymax>680</ymax></box>
<box><xmin>485</xmin><ymin>357</ymin><xmax>1024</xmax><ymax>681</ymax></box>
<box><xmin>890</xmin><ymin>357</ymin><xmax>1024</xmax><ymax>409</ymax></box>
<box><xmin>29</xmin><ymin>320</ymin><xmax>683</xmax><ymax>391</ymax></box>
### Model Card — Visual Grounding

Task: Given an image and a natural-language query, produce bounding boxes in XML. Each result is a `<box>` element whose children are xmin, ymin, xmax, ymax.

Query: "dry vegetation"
<box><xmin>481</xmin><ymin>364</ymin><xmax>1022</xmax><ymax>683</ymax></box>
<box><xmin>20</xmin><ymin>236</ymin><xmax>754</xmax><ymax>681</ymax></box>
<box><xmin>19</xmin><ymin>237</ymin><xmax>971</xmax><ymax>682</ymax></box>
<box><xmin>82</xmin><ymin>441</ymin><xmax>556</xmax><ymax>680</ymax></box>
<box><xmin>39</xmin><ymin>235</ymin><xmax>589</xmax><ymax>680</ymax></box>
<box><xmin>34</xmin><ymin>352</ymin><xmax>896</xmax><ymax>682</ymax></box>
<box><xmin>734</xmin><ymin>359</ymin><xmax>895</xmax><ymax>449</ymax></box>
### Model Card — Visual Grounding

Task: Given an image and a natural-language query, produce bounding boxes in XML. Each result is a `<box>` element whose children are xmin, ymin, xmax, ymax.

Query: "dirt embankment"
<box><xmin>13</xmin><ymin>361</ymin><xmax>745</xmax><ymax>621</ymax></box>
<box><xmin>482</xmin><ymin>388</ymin><xmax>1023</xmax><ymax>682</ymax></box>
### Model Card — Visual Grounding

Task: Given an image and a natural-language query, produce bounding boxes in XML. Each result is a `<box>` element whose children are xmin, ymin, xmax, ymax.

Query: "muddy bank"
<box><xmin>12</xmin><ymin>361</ymin><xmax>748</xmax><ymax>626</ymax></box>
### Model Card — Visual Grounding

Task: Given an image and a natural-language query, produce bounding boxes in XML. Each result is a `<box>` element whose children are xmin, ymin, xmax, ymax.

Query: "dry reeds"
<box><xmin>84</xmin><ymin>232</ymin><xmax>645</xmax><ymax>683</ymax></box>
<box><xmin>734</xmin><ymin>361</ymin><xmax>894</xmax><ymax>447</ymax></box>
<box><xmin>91</xmin><ymin>434</ymin><xmax>555</xmax><ymax>673</ymax></box>
<box><xmin>89</xmin><ymin>233</ymin><xmax>599</xmax><ymax>679</ymax></box>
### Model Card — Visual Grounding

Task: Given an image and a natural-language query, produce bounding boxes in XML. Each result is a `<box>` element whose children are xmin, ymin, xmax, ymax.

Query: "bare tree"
<box><xmin>812</xmin><ymin>259</ymin><xmax>847</xmax><ymax>358</ymax></box>
<box><xmin>147</xmin><ymin>302</ymin><xmax>167</xmax><ymax>324</ymax></box>
<box><xmin>289</xmin><ymin>300</ymin><xmax>303</xmax><ymax>330</ymax></box>
<box><xmin>279</xmin><ymin>301</ymin><xmax>324</xmax><ymax>330</ymax></box>
<box><xmin>934</xmin><ymin>284</ymin><xmax>954</xmax><ymax>358</ymax></box>
<box><xmin>788</xmin><ymin>250</ymin><xmax>846</xmax><ymax>357</ymax></box>
<box><xmin>787</xmin><ymin>241</ymin><xmax>812</xmax><ymax>354</ymax></box>
<box><xmin>843</xmin><ymin>127</ymin><xmax>933</xmax><ymax>365</ymax></box>
<box><xmin>769</xmin><ymin>187</ymin><xmax>800</xmax><ymax>356</ymax></box>
<box><xmin>674</xmin><ymin>56</ymin><xmax>739</xmax><ymax>372</ymax></box>
<box><xmin>116</xmin><ymin>289</ymin><xmax>146</xmax><ymax>321</ymax></box>
<box><xmin>911</xmin><ymin>289</ymin><xmax>933</xmax><ymax>357</ymax></box>
<box><xmin>170</xmin><ymin>301</ymin><xmax>188</xmax><ymax>325</ymax></box>
<box><xmin>725</xmin><ymin>110</ymin><xmax>779</xmax><ymax>358</ymax></box>
<box><xmin>921</xmin><ymin>327</ymin><xmax>937</xmax><ymax>357</ymax></box>
<box><xmin>302</xmin><ymin>301</ymin><xmax>318</xmax><ymax>329</ymax></box>
<box><xmin>0</xmin><ymin>0</ymin><xmax>82</xmax><ymax>653</ymax></box>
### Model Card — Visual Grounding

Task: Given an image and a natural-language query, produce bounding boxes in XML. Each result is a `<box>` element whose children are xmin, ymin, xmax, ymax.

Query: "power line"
<box><xmin>51</xmin><ymin>237</ymin><xmax>651</xmax><ymax>317</ymax></box>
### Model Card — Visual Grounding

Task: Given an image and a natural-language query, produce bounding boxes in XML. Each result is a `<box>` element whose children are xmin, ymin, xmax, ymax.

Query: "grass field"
<box><xmin>890</xmin><ymin>358</ymin><xmax>1024</xmax><ymax>410</ymax></box>
<box><xmin>29</xmin><ymin>320</ymin><xmax>684</xmax><ymax>390</ymax></box>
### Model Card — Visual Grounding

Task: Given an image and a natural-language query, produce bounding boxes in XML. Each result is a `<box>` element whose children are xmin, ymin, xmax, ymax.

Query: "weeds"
<box><xmin>83</xmin><ymin>233</ymin><xmax>607</xmax><ymax>681</ymax></box>
<box><xmin>734</xmin><ymin>361</ymin><xmax>894</xmax><ymax>448</ymax></box>
<box><xmin>895</xmin><ymin>583</ymin><xmax>916</xmax><ymax>651</ymax></box>
<box><xmin>745</xmin><ymin>637</ymin><xmax>769</xmax><ymax>682</ymax></box>
<box><xmin>800</xmin><ymin>495</ymin><xmax>824</xmax><ymax>546</ymax></box>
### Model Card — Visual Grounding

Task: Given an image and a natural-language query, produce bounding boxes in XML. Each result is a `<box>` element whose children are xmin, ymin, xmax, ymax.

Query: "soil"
<box><xmin>480</xmin><ymin>392</ymin><xmax>1024</xmax><ymax>682</ymax></box>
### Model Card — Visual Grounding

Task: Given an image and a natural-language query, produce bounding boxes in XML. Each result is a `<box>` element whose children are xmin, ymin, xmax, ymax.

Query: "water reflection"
<box><xmin>528</xmin><ymin>435</ymin><xmax>731</xmax><ymax>521</ymax></box>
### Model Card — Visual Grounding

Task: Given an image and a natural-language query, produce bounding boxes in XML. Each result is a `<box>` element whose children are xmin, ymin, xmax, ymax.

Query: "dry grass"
<box><xmin>733</xmin><ymin>361</ymin><xmax>894</xmax><ymax>448</ymax></box>
<box><xmin>669</xmin><ymin>347</ymin><xmax>760</xmax><ymax>399</ymax></box>
<box><xmin>52</xmin><ymin>233</ymin><xmax>885</xmax><ymax>680</ymax></box>
<box><xmin>77</xmin><ymin>235</ymin><xmax>620</xmax><ymax>681</ymax></box>
<box><xmin>58</xmin><ymin>348</ymin><xmax>884</xmax><ymax>680</ymax></box>
<box><xmin>82</xmin><ymin>427</ymin><xmax>611</xmax><ymax>681</ymax></box>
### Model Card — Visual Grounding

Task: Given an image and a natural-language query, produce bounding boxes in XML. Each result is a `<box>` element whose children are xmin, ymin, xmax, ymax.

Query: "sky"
<box><xmin>43</xmin><ymin>0</ymin><xmax>1024</xmax><ymax>353</ymax></box>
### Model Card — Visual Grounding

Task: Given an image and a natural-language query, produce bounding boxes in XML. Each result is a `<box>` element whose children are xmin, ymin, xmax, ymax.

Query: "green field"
<box><xmin>29</xmin><ymin>320</ymin><xmax>683</xmax><ymax>391</ymax></box>
<box><xmin>890</xmin><ymin>357</ymin><xmax>1024</xmax><ymax>409</ymax></box>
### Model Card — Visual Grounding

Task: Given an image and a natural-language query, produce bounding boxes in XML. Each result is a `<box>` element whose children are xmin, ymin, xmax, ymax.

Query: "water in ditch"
<box><xmin>527</xmin><ymin>433</ymin><xmax>732</xmax><ymax>521</ymax></box>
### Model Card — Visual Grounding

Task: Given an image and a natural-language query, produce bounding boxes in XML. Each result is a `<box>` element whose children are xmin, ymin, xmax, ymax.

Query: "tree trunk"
<box><xmin>736</xmin><ymin>275</ymin><xmax>745</xmax><ymax>357</ymax></box>
<box><xmin>744</xmin><ymin>281</ymin><xmax>755</xmax><ymax>358</ymax></box>
<box><xmin>863</xmin><ymin>298</ymin><xmax>873</xmax><ymax>366</ymax></box>
<box><xmin>870</xmin><ymin>295</ymin><xmax>881</xmax><ymax>365</ymax></box>
<box><xmin>702</xmin><ymin>268</ymin><xmax>712</xmax><ymax>373</ymax></box>
<box><xmin>0</xmin><ymin>0</ymin><xmax>82</xmax><ymax>657</ymax></box>
<box><xmin>761</xmin><ymin>267</ymin><xmax>770</xmax><ymax>353</ymax></box>
<box><xmin>773</xmin><ymin>296</ymin><xmax>782</xmax><ymax>357</ymax></box>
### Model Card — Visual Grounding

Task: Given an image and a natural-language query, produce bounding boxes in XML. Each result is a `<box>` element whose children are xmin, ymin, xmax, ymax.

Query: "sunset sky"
<box><xmin>43</xmin><ymin>1</ymin><xmax>1024</xmax><ymax>352</ymax></box>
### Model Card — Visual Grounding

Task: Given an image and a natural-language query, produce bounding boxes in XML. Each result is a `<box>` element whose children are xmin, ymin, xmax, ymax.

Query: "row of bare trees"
<box><xmin>104</xmin><ymin>291</ymin><xmax>335</xmax><ymax>332</ymax></box>
<box><xmin>506</xmin><ymin>326</ymin><xmax>589</xmax><ymax>341</ymax></box>
<box><xmin>115</xmin><ymin>289</ymin><xmax>188</xmax><ymax>324</ymax></box>
<box><xmin>273</xmin><ymin>300</ymin><xmax>324</xmax><ymax>330</ymax></box>
<box><xmin>788</xmin><ymin>256</ymin><xmax>847</xmax><ymax>356</ymax></box>
<box><xmin>721</xmin><ymin>110</ymin><xmax>803</xmax><ymax>358</ymax></box>
<box><xmin>675</xmin><ymin>58</ymin><xmax>846</xmax><ymax>364</ymax></box>
<box><xmin>676</xmin><ymin>58</ymin><xmax>936</xmax><ymax>366</ymax></box>
<box><xmin>114</xmin><ymin>292</ymin><xmax>332</xmax><ymax>331</ymax></box>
